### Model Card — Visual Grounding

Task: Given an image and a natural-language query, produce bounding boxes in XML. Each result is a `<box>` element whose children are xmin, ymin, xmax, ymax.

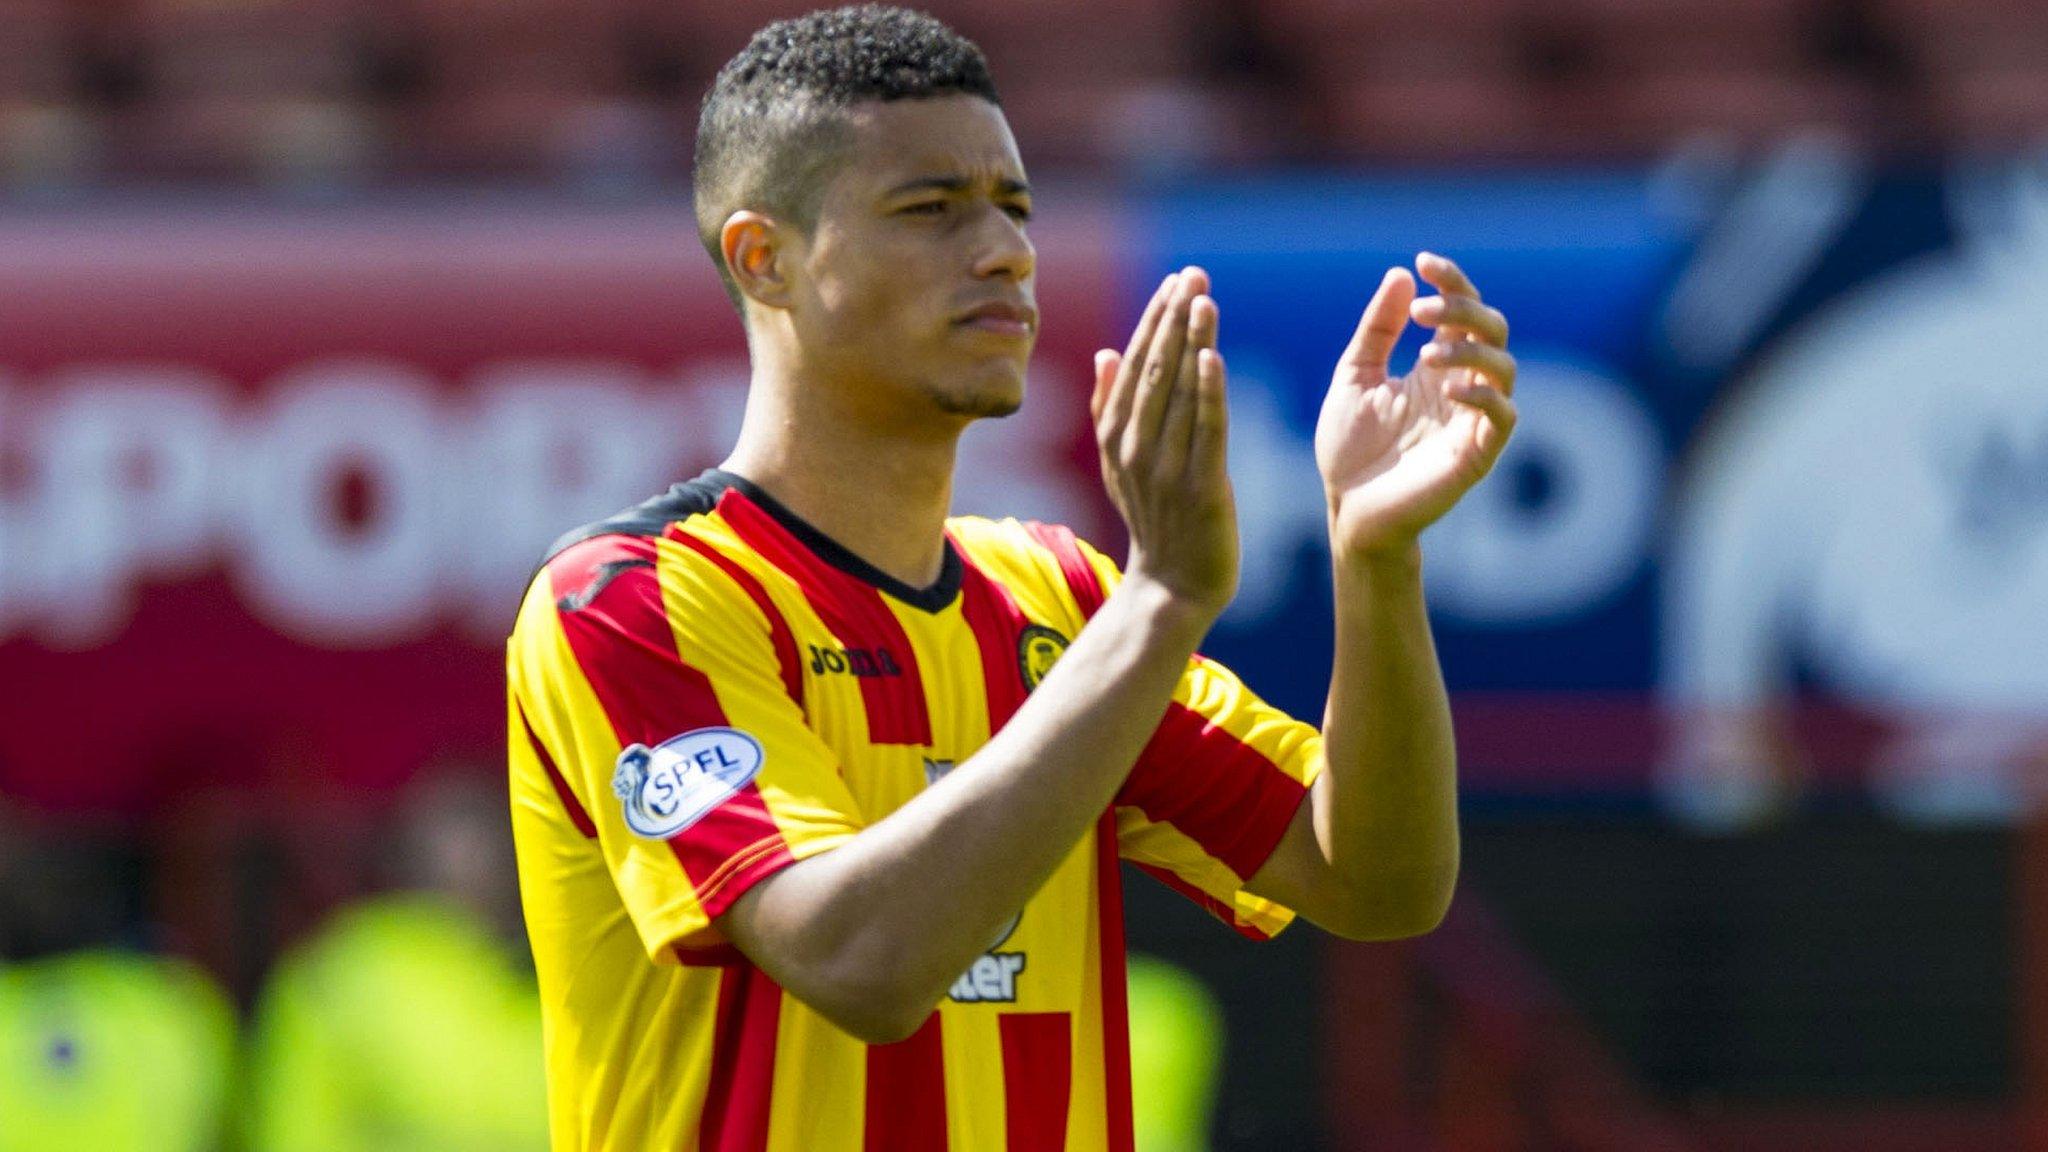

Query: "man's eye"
<box><xmin>1003</xmin><ymin>204</ymin><xmax>1033</xmax><ymax>222</ymax></box>
<box><xmin>900</xmin><ymin>202</ymin><xmax>947</xmax><ymax>216</ymax></box>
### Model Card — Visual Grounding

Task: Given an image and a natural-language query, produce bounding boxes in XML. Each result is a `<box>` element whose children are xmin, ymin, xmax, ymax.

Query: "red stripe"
<box><xmin>1000</xmin><ymin>1013</ymin><xmax>1073</xmax><ymax>1152</ymax></box>
<box><xmin>864</xmin><ymin>1013</ymin><xmax>949</xmax><ymax>1152</ymax></box>
<box><xmin>667</xmin><ymin>523</ymin><xmax>807</xmax><ymax>715</ymax></box>
<box><xmin>1119</xmin><ymin>702</ymin><xmax>1308</xmax><ymax>880</ymax></box>
<box><xmin>955</xmin><ymin>545</ymin><xmax>1033</xmax><ymax>731</ymax></box>
<box><xmin>700</xmin><ymin>963</ymin><xmax>784</xmax><ymax>1152</ymax></box>
<box><xmin>1133</xmin><ymin>862</ymin><xmax>1275</xmax><ymax>941</ymax></box>
<box><xmin>516</xmin><ymin>698</ymin><xmax>596</xmax><ymax>839</ymax></box>
<box><xmin>718</xmin><ymin>490</ymin><xmax>933</xmax><ymax>745</ymax></box>
<box><xmin>548</xmin><ymin>535</ymin><xmax>792</xmax><ymax>912</ymax></box>
<box><xmin>1090</xmin><ymin>813</ymin><xmax>1136</xmax><ymax>1152</ymax></box>
<box><xmin>673</xmin><ymin>942</ymin><xmax>746</xmax><ymax>967</ymax></box>
<box><xmin>549</xmin><ymin>536</ymin><xmax>725</xmax><ymax>741</ymax></box>
<box><xmin>1025</xmin><ymin>521</ymin><xmax>1107</xmax><ymax>619</ymax></box>
<box><xmin>1023</xmin><ymin>526</ymin><xmax>1129</xmax><ymax>1147</ymax></box>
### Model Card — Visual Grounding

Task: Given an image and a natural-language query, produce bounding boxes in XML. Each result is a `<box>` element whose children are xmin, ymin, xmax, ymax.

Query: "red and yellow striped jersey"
<box><xmin>507</xmin><ymin>470</ymin><xmax>1322</xmax><ymax>1152</ymax></box>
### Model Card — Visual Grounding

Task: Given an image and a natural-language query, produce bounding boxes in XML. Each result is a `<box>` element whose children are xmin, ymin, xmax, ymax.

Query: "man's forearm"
<box><xmin>719</xmin><ymin>576</ymin><xmax>1209</xmax><ymax>1041</ymax></box>
<box><xmin>1313</xmin><ymin>543</ymin><xmax>1460</xmax><ymax>935</ymax></box>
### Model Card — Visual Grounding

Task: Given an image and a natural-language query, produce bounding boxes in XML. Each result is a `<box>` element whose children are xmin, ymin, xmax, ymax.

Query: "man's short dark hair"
<box><xmin>692</xmin><ymin>5</ymin><xmax>1001</xmax><ymax>309</ymax></box>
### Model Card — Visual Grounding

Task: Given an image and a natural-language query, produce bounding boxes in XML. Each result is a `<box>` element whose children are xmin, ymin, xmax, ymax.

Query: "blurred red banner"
<box><xmin>0</xmin><ymin>202</ymin><xmax>1117</xmax><ymax>812</ymax></box>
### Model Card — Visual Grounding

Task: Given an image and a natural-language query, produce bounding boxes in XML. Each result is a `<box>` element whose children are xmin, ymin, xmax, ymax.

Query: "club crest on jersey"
<box><xmin>1017</xmin><ymin>624</ymin><xmax>1070</xmax><ymax>692</ymax></box>
<box><xmin>611</xmin><ymin>728</ymin><xmax>763</xmax><ymax>840</ymax></box>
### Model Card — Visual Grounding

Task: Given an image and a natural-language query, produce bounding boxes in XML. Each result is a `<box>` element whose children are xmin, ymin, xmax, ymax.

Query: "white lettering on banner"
<box><xmin>0</xmin><ymin>358</ymin><xmax>1091</xmax><ymax>648</ymax></box>
<box><xmin>455</xmin><ymin>362</ymin><xmax>679</xmax><ymax>637</ymax></box>
<box><xmin>1222</xmin><ymin>351</ymin><xmax>1663</xmax><ymax>628</ymax></box>
<box><xmin>1427</xmin><ymin>358</ymin><xmax>1663</xmax><ymax>624</ymax></box>
<box><xmin>235</xmin><ymin>359</ymin><xmax>445</xmax><ymax>645</ymax></box>
<box><xmin>34</xmin><ymin>367</ymin><xmax>231</xmax><ymax>648</ymax></box>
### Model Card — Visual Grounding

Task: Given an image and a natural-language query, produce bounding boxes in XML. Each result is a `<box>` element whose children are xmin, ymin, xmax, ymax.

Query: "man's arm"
<box><xmin>719</xmin><ymin>268</ymin><xmax>1236</xmax><ymax>1043</ymax></box>
<box><xmin>1249</xmin><ymin>253</ymin><xmax>1518</xmax><ymax>940</ymax></box>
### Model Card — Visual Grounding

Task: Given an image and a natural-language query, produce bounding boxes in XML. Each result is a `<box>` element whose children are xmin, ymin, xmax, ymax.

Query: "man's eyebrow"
<box><xmin>883</xmin><ymin>175</ymin><xmax>1032</xmax><ymax>197</ymax></box>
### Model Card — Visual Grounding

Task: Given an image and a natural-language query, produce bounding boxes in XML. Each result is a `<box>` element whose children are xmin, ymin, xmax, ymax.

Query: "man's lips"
<box><xmin>955</xmin><ymin>302</ymin><xmax>1038</xmax><ymax>336</ymax></box>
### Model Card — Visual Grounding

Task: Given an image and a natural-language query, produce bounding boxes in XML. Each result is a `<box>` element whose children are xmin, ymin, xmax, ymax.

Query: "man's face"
<box><xmin>784</xmin><ymin>95</ymin><xmax>1037</xmax><ymax>423</ymax></box>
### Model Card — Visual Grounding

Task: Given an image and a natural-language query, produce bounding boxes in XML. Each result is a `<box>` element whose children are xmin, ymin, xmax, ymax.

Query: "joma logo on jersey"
<box><xmin>949</xmin><ymin>953</ymin><xmax>1026</xmax><ymax>1003</ymax></box>
<box><xmin>808</xmin><ymin>644</ymin><xmax>903</xmax><ymax>678</ymax></box>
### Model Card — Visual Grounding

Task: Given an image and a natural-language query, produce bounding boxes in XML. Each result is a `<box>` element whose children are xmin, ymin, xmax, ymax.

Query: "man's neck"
<box><xmin>721</xmin><ymin>380</ymin><xmax>962</xmax><ymax>592</ymax></box>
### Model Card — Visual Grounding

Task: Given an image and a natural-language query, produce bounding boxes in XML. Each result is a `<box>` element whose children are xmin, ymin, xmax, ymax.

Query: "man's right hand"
<box><xmin>1090</xmin><ymin>267</ymin><xmax>1240</xmax><ymax>620</ymax></box>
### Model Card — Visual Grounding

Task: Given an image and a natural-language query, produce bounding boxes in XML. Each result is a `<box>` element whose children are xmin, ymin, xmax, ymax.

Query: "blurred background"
<box><xmin>1</xmin><ymin>0</ymin><xmax>2045</xmax><ymax>1149</ymax></box>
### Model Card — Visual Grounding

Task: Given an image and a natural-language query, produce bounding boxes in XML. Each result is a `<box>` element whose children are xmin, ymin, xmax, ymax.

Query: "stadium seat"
<box><xmin>935</xmin><ymin>0</ymin><xmax>1191</xmax><ymax>78</ymax></box>
<box><xmin>1257</xmin><ymin>0</ymin><xmax>1524</xmax><ymax>84</ymax></box>
<box><xmin>1324</xmin><ymin>73</ymin><xmax>1544</xmax><ymax>162</ymax></box>
<box><xmin>1874</xmin><ymin>0</ymin><xmax>2048</xmax><ymax>73</ymax></box>
<box><xmin>999</xmin><ymin>72</ymin><xmax>1279</xmax><ymax>172</ymax></box>
<box><xmin>0</xmin><ymin>0</ymin><xmax>76</xmax><ymax>102</ymax></box>
<box><xmin>1946</xmin><ymin>66</ymin><xmax>2048</xmax><ymax>151</ymax></box>
<box><xmin>399</xmin><ymin>0</ymin><xmax>623</xmax><ymax>99</ymax></box>
<box><xmin>1562</xmin><ymin>0</ymin><xmax>1812</xmax><ymax>77</ymax></box>
<box><xmin>0</xmin><ymin>99</ymin><xmax>103</xmax><ymax>187</ymax></box>
<box><xmin>132</xmin><ymin>0</ymin><xmax>360</xmax><ymax>100</ymax></box>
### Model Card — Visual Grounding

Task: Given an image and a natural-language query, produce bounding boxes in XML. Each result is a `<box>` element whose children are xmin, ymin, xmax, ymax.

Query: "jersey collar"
<box><xmin>703</xmin><ymin>469</ymin><xmax>963</xmax><ymax>613</ymax></box>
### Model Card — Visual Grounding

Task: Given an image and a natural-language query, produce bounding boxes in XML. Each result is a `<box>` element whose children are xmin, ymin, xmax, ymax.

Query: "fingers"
<box><xmin>1410</xmin><ymin>294</ymin><xmax>1508</xmax><ymax>349</ymax></box>
<box><xmin>1412</xmin><ymin>253</ymin><xmax>1518</xmax><ymax>417</ymax></box>
<box><xmin>1416</xmin><ymin>251</ymin><xmax>1480</xmax><ymax>300</ymax></box>
<box><xmin>1446</xmin><ymin>378</ymin><xmax>1518</xmax><ymax>458</ymax></box>
<box><xmin>1098</xmin><ymin>273</ymin><xmax>1178</xmax><ymax>448</ymax></box>
<box><xmin>1341</xmin><ymin>266</ymin><xmax>1415</xmax><ymax>376</ymax></box>
<box><xmin>1419</xmin><ymin>338</ymin><xmax>1518</xmax><ymax>397</ymax></box>
<box><xmin>1124</xmin><ymin>268</ymin><xmax>1207</xmax><ymax>461</ymax></box>
<box><xmin>1190</xmin><ymin>346</ymin><xmax>1229</xmax><ymax>475</ymax></box>
<box><xmin>1090</xmin><ymin>349</ymin><xmax>1119</xmax><ymax>424</ymax></box>
<box><xmin>1154</xmin><ymin>294</ymin><xmax>1218</xmax><ymax>480</ymax></box>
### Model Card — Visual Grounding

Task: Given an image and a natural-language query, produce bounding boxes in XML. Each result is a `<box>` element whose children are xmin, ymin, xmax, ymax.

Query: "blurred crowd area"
<box><xmin>0</xmin><ymin>773</ymin><xmax>1233</xmax><ymax>1151</ymax></box>
<box><xmin>0</xmin><ymin>770</ymin><xmax>554</xmax><ymax>1150</ymax></box>
<box><xmin>0</xmin><ymin>0</ymin><xmax>2046</xmax><ymax>192</ymax></box>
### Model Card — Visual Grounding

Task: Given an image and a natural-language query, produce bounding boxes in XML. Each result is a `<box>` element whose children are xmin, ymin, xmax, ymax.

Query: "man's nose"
<box><xmin>972</xmin><ymin>210</ymin><xmax>1035</xmax><ymax>282</ymax></box>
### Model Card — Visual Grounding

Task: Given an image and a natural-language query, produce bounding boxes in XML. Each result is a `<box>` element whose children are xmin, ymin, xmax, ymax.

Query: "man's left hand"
<box><xmin>1314</xmin><ymin>252</ymin><xmax>1518</xmax><ymax>560</ymax></box>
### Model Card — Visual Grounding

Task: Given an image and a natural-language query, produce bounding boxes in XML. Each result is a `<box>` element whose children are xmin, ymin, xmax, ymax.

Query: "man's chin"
<box><xmin>932</xmin><ymin>390</ymin><xmax>1023</xmax><ymax>420</ymax></box>
<box><xmin>927</xmin><ymin>365</ymin><xmax>1026</xmax><ymax>419</ymax></box>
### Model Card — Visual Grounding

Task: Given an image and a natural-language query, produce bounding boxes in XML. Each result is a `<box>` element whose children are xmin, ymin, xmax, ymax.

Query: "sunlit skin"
<box><xmin>705</xmin><ymin>90</ymin><xmax>1520</xmax><ymax>1043</ymax></box>
<box><xmin>787</xmin><ymin>96</ymin><xmax>1039</xmax><ymax>423</ymax></box>
<box><xmin>720</xmin><ymin>97</ymin><xmax>1038</xmax><ymax>593</ymax></box>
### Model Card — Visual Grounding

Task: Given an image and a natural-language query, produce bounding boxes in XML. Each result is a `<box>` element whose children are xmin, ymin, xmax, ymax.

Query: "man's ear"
<box><xmin>721</xmin><ymin>211</ymin><xmax>794</xmax><ymax>310</ymax></box>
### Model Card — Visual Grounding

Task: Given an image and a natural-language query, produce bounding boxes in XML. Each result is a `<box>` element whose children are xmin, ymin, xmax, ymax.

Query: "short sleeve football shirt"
<box><xmin>508</xmin><ymin>470</ymin><xmax>1321</xmax><ymax>1152</ymax></box>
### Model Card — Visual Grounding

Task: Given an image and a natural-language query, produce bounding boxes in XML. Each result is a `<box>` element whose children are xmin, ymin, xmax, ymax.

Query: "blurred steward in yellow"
<box><xmin>1128</xmin><ymin>952</ymin><xmax>1227</xmax><ymax>1152</ymax></box>
<box><xmin>244</xmin><ymin>771</ymin><xmax>547</xmax><ymax>1151</ymax></box>
<box><xmin>0</xmin><ymin>803</ymin><xmax>237</xmax><ymax>1152</ymax></box>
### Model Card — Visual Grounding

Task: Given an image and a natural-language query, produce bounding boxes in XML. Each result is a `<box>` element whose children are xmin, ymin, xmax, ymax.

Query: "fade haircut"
<box><xmin>693</xmin><ymin>5</ymin><xmax>1002</xmax><ymax>310</ymax></box>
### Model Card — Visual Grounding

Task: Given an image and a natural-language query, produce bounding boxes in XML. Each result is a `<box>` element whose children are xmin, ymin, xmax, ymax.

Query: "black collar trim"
<box><xmin>705</xmin><ymin>469</ymin><xmax>963</xmax><ymax>613</ymax></box>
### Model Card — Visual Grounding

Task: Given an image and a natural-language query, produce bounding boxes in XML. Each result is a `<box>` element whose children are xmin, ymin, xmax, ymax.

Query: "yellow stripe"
<box><xmin>939</xmin><ymin>1003</ymin><xmax>1009</xmax><ymax>1151</ymax></box>
<box><xmin>886</xmin><ymin>593</ymin><xmax>990</xmax><ymax>763</ymax></box>
<box><xmin>674</xmin><ymin>511</ymin><xmax>884</xmax><ymax>809</ymax></box>
<box><xmin>1065</xmin><ymin>826</ymin><xmax>1111</xmax><ymax>1152</ymax></box>
<box><xmin>528</xmin><ymin>580</ymin><xmax>718</xmax><ymax>955</ymax></box>
<box><xmin>509</xmin><ymin>570</ymin><xmax>725</xmax><ymax>1150</ymax></box>
<box><xmin>1114</xmin><ymin>812</ymin><xmax>1296</xmax><ymax>938</ymax></box>
<box><xmin>1173</xmin><ymin>656</ymin><xmax>1325</xmax><ymax>788</ymax></box>
<box><xmin>947</xmin><ymin>516</ymin><xmax>1094</xmax><ymax>635</ymax></box>
<box><xmin>651</xmin><ymin>518</ymin><xmax>867</xmax><ymax>865</ymax></box>
<box><xmin>765</xmin><ymin>996</ymin><xmax>866</xmax><ymax>1152</ymax></box>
